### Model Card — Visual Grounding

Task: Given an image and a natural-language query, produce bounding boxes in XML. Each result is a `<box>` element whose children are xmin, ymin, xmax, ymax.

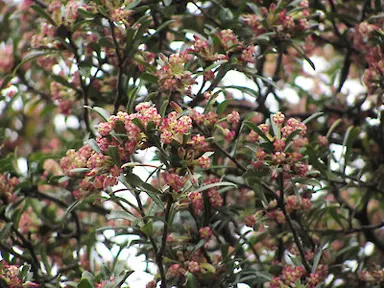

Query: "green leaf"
<box><xmin>62</xmin><ymin>200</ymin><xmax>81</xmax><ymax>226</ymax></box>
<box><xmin>186</xmin><ymin>272</ymin><xmax>197</xmax><ymax>288</ymax></box>
<box><xmin>303</xmin><ymin>112</ymin><xmax>323</xmax><ymax>125</ymax></box>
<box><xmin>77</xmin><ymin>276</ymin><xmax>94</xmax><ymax>288</ymax></box>
<box><xmin>311</xmin><ymin>246</ymin><xmax>323</xmax><ymax>274</ymax></box>
<box><xmin>0</xmin><ymin>75</ymin><xmax>13</xmax><ymax>91</ymax></box>
<box><xmin>13</xmin><ymin>51</ymin><xmax>57</xmax><ymax>76</ymax></box>
<box><xmin>126</xmin><ymin>86</ymin><xmax>141</xmax><ymax>114</ymax></box>
<box><xmin>305</xmin><ymin>145</ymin><xmax>326</xmax><ymax>174</ymax></box>
<box><xmin>290</xmin><ymin>43</ymin><xmax>316</xmax><ymax>71</ymax></box>
<box><xmin>203</xmin><ymin>60</ymin><xmax>228</xmax><ymax>72</ymax></box>
<box><xmin>39</xmin><ymin>244</ymin><xmax>52</xmax><ymax>274</ymax></box>
<box><xmin>217</xmin><ymin>100</ymin><xmax>231</xmax><ymax>115</ymax></box>
<box><xmin>143</xmin><ymin>187</ymin><xmax>164</xmax><ymax>209</ymax></box>
<box><xmin>140</xmin><ymin>72</ymin><xmax>158</xmax><ymax>84</ymax></box>
<box><xmin>123</xmin><ymin>173</ymin><xmax>144</xmax><ymax>187</ymax></box>
<box><xmin>92</xmin><ymin>106</ymin><xmax>111</xmax><ymax>121</ymax></box>
<box><xmin>108</xmin><ymin>146</ymin><xmax>120</xmax><ymax>165</ymax></box>
<box><xmin>270</xmin><ymin>114</ymin><xmax>281</xmax><ymax>139</ymax></box>
<box><xmin>284</xmin><ymin>130</ymin><xmax>301</xmax><ymax>152</ymax></box>
<box><xmin>99</xmin><ymin>38</ymin><xmax>115</xmax><ymax>49</ymax></box>
<box><xmin>194</xmin><ymin>181</ymin><xmax>237</xmax><ymax>193</ymax></box>
<box><xmin>87</xmin><ymin>138</ymin><xmax>101</xmax><ymax>154</ymax></box>
<box><xmin>0</xmin><ymin>223</ymin><xmax>12</xmax><ymax>242</ymax></box>
<box><xmin>326</xmin><ymin>118</ymin><xmax>342</xmax><ymax>138</ymax></box>
<box><xmin>70</xmin><ymin>168</ymin><xmax>90</xmax><ymax>173</ymax></box>
<box><xmin>140</xmin><ymin>220</ymin><xmax>153</xmax><ymax>236</ymax></box>
<box><xmin>153</xmin><ymin>19</ymin><xmax>175</xmax><ymax>35</ymax></box>
<box><xmin>164</xmin><ymin>0</ymin><xmax>172</xmax><ymax>6</ymax></box>
<box><xmin>341</xmin><ymin>126</ymin><xmax>360</xmax><ymax>173</ymax></box>
<box><xmin>244</xmin><ymin>121</ymin><xmax>271</xmax><ymax>143</ymax></box>
<box><xmin>132</xmin><ymin>117</ymin><xmax>145</xmax><ymax>131</ymax></box>
<box><xmin>293</xmin><ymin>178</ymin><xmax>321</xmax><ymax>187</ymax></box>
<box><xmin>78</xmin><ymin>8</ymin><xmax>95</xmax><ymax>18</ymax></box>
<box><xmin>160</xmin><ymin>100</ymin><xmax>169</xmax><ymax>117</ymax></box>
<box><xmin>107</xmin><ymin>210</ymin><xmax>137</xmax><ymax>222</ymax></box>
<box><xmin>221</xmin><ymin>85</ymin><xmax>259</xmax><ymax>98</ymax></box>
<box><xmin>51</xmin><ymin>74</ymin><xmax>76</xmax><ymax>90</ymax></box>
<box><xmin>31</xmin><ymin>5</ymin><xmax>56</xmax><ymax>26</ymax></box>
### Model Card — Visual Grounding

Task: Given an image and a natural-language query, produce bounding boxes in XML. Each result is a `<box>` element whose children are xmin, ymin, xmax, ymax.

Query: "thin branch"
<box><xmin>191</xmin><ymin>1</ymin><xmax>224</xmax><ymax>29</ymax></box>
<box><xmin>157</xmin><ymin>194</ymin><xmax>173</xmax><ymax>288</ymax></box>
<box><xmin>278</xmin><ymin>173</ymin><xmax>312</xmax><ymax>273</ymax></box>
<box><xmin>67</xmin><ymin>35</ymin><xmax>94</xmax><ymax>136</ymax></box>
<box><xmin>108</xmin><ymin>20</ymin><xmax>125</xmax><ymax>114</ymax></box>
<box><xmin>306</xmin><ymin>221</ymin><xmax>384</xmax><ymax>235</ymax></box>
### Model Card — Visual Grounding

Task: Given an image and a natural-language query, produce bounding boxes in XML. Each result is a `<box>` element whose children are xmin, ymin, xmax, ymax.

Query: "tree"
<box><xmin>0</xmin><ymin>0</ymin><xmax>383</xmax><ymax>287</ymax></box>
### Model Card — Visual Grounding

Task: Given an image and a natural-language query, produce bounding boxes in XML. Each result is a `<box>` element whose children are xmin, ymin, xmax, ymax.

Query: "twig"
<box><xmin>67</xmin><ymin>35</ymin><xmax>94</xmax><ymax>136</ymax></box>
<box><xmin>108</xmin><ymin>20</ymin><xmax>125</xmax><ymax>114</ymax></box>
<box><xmin>278</xmin><ymin>173</ymin><xmax>312</xmax><ymax>273</ymax></box>
<box><xmin>306</xmin><ymin>221</ymin><xmax>384</xmax><ymax>235</ymax></box>
<box><xmin>157</xmin><ymin>194</ymin><xmax>173</xmax><ymax>288</ymax></box>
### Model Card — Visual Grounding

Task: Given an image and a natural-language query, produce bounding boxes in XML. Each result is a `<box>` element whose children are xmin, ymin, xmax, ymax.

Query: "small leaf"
<box><xmin>31</xmin><ymin>5</ymin><xmax>56</xmax><ymax>26</ymax></box>
<box><xmin>270</xmin><ymin>114</ymin><xmax>281</xmax><ymax>139</ymax></box>
<box><xmin>245</xmin><ymin>121</ymin><xmax>271</xmax><ymax>143</ymax></box>
<box><xmin>284</xmin><ymin>130</ymin><xmax>301</xmax><ymax>152</ymax></box>
<box><xmin>99</xmin><ymin>38</ymin><xmax>115</xmax><ymax>49</ymax></box>
<box><xmin>140</xmin><ymin>72</ymin><xmax>158</xmax><ymax>84</ymax></box>
<box><xmin>326</xmin><ymin>118</ymin><xmax>342</xmax><ymax>138</ymax></box>
<box><xmin>143</xmin><ymin>187</ymin><xmax>164</xmax><ymax>209</ymax></box>
<box><xmin>153</xmin><ymin>19</ymin><xmax>175</xmax><ymax>35</ymax></box>
<box><xmin>13</xmin><ymin>51</ymin><xmax>57</xmax><ymax>76</ymax></box>
<box><xmin>217</xmin><ymin>100</ymin><xmax>231</xmax><ymax>115</ymax></box>
<box><xmin>0</xmin><ymin>75</ymin><xmax>13</xmax><ymax>91</ymax></box>
<box><xmin>132</xmin><ymin>118</ymin><xmax>145</xmax><ymax>131</ymax></box>
<box><xmin>311</xmin><ymin>246</ymin><xmax>323</xmax><ymax>274</ymax></box>
<box><xmin>108</xmin><ymin>146</ymin><xmax>120</xmax><ymax>165</ymax></box>
<box><xmin>77</xmin><ymin>278</ymin><xmax>93</xmax><ymax>288</ymax></box>
<box><xmin>51</xmin><ymin>74</ymin><xmax>76</xmax><ymax>90</ymax></box>
<box><xmin>290</xmin><ymin>43</ymin><xmax>316</xmax><ymax>71</ymax></box>
<box><xmin>92</xmin><ymin>106</ymin><xmax>110</xmax><ymax>121</ymax></box>
<box><xmin>0</xmin><ymin>223</ymin><xmax>12</xmax><ymax>242</ymax></box>
<box><xmin>70</xmin><ymin>167</ymin><xmax>90</xmax><ymax>173</ymax></box>
<box><xmin>303</xmin><ymin>112</ymin><xmax>323</xmax><ymax>125</ymax></box>
<box><xmin>62</xmin><ymin>200</ymin><xmax>81</xmax><ymax>226</ymax></box>
<box><xmin>140</xmin><ymin>220</ymin><xmax>153</xmax><ymax>236</ymax></box>
<box><xmin>221</xmin><ymin>85</ymin><xmax>259</xmax><ymax>98</ymax></box>
<box><xmin>341</xmin><ymin>126</ymin><xmax>360</xmax><ymax>173</ymax></box>
<box><xmin>194</xmin><ymin>181</ymin><xmax>237</xmax><ymax>193</ymax></box>
<box><xmin>107</xmin><ymin>210</ymin><xmax>137</xmax><ymax>222</ymax></box>
<box><xmin>87</xmin><ymin>138</ymin><xmax>101</xmax><ymax>154</ymax></box>
<box><xmin>186</xmin><ymin>272</ymin><xmax>197</xmax><ymax>288</ymax></box>
<box><xmin>160</xmin><ymin>100</ymin><xmax>169</xmax><ymax>117</ymax></box>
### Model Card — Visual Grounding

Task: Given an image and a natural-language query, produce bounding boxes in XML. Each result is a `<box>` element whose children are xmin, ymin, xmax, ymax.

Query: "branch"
<box><xmin>278</xmin><ymin>173</ymin><xmax>312</xmax><ymax>273</ymax></box>
<box><xmin>157</xmin><ymin>194</ymin><xmax>173</xmax><ymax>288</ymax></box>
<box><xmin>108</xmin><ymin>20</ymin><xmax>125</xmax><ymax>114</ymax></box>
<box><xmin>306</xmin><ymin>221</ymin><xmax>384</xmax><ymax>235</ymax></box>
<box><xmin>67</xmin><ymin>34</ymin><xmax>94</xmax><ymax>136</ymax></box>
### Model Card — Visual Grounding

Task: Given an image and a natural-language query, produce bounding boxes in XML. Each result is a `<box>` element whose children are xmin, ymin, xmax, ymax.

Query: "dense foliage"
<box><xmin>0</xmin><ymin>0</ymin><xmax>383</xmax><ymax>287</ymax></box>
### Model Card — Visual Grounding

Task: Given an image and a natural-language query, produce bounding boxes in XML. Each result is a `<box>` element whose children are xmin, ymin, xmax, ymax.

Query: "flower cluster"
<box><xmin>359</xmin><ymin>267</ymin><xmax>384</xmax><ymax>284</ymax></box>
<box><xmin>0</xmin><ymin>261</ymin><xmax>39</xmax><ymax>288</ymax></box>
<box><xmin>241</xmin><ymin>1</ymin><xmax>311</xmax><ymax>41</ymax></box>
<box><xmin>0</xmin><ymin>44</ymin><xmax>14</xmax><ymax>74</ymax></box>
<box><xmin>248</xmin><ymin>112</ymin><xmax>309</xmax><ymax>177</ymax></box>
<box><xmin>354</xmin><ymin>21</ymin><xmax>384</xmax><ymax>97</ymax></box>
<box><xmin>156</xmin><ymin>52</ymin><xmax>196</xmax><ymax>94</ymax></box>
<box><xmin>0</xmin><ymin>173</ymin><xmax>19</xmax><ymax>204</ymax></box>
<box><xmin>50</xmin><ymin>80</ymin><xmax>77</xmax><ymax>115</ymax></box>
<box><xmin>59</xmin><ymin>104</ymin><xmax>161</xmax><ymax>198</ymax></box>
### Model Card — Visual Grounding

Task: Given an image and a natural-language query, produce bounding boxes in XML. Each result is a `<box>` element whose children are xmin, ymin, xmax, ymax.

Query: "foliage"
<box><xmin>0</xmin><ymin>0</ymin><xmax>384</xmax><ymax>287</ymax></box>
